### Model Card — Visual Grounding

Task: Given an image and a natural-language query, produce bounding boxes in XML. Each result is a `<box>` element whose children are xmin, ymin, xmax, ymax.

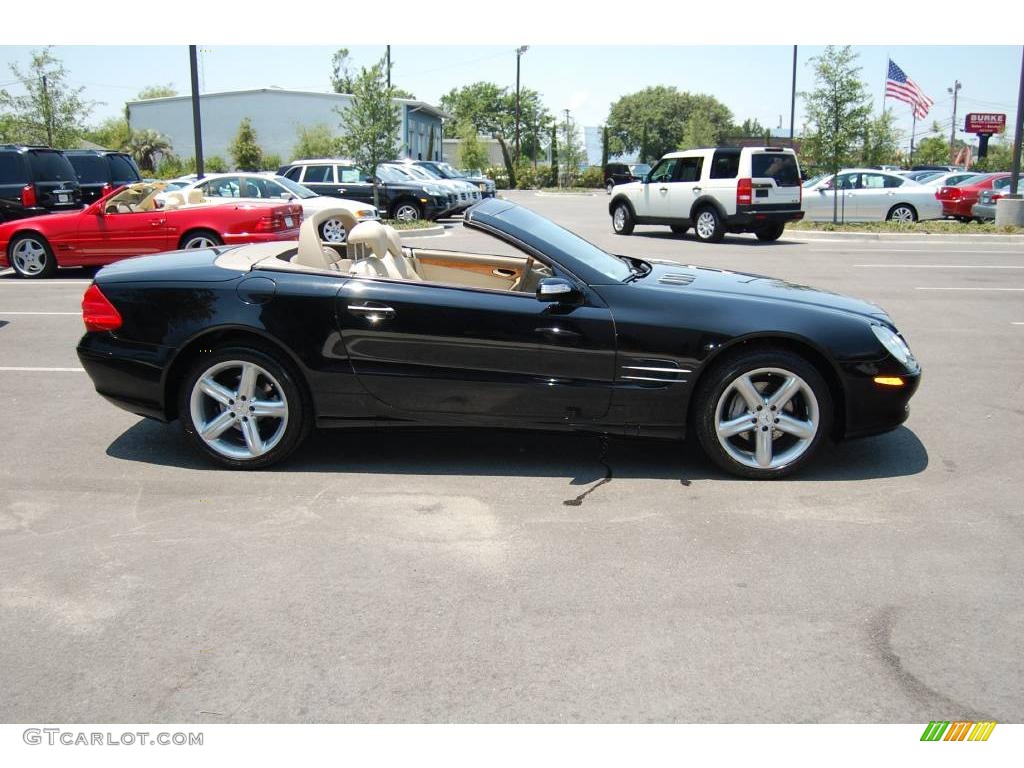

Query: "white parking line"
<box><xmin>0</xmin><ymin>311</ymin><xmax>80</xmax><ymax>315</ymax></box>
<box><xmin>0</xmin><ymin>367</ymin><xmax>84</xmax><ymax>372</ymax></box>
<box><xmin>915</xmin><ymin>287</ymin><xmax>1024</xmax><ymax>291</ymax></box>
<box><xmin>0</xmin><ymin>280</ymin><xmax>91</xmax><ymax>286</ymax></box>
<box><xmin>856</xmin><ymin>264</ymin><xmax>1024</xmax><ymax>269</ymax></box>
<box><xmin>1013</xmin><ymin>322</ymin><xmax>1024</xmax><ymax>325</ymax></box>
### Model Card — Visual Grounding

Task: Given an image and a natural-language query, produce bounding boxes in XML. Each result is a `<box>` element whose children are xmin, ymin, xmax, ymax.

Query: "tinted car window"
<box><xmin>302</xmin><ymin>165</ymin><xmax>333</xmax><ymax>184</ymax></box>
<box><xmin>834</xmin><ymin>173</ymin><xmax>858</xmax><ymax>190</ymax></box>
<box><xmin>0</xmin><ymin>153</ymin><xmax>27</xmax><ymax>183</ymax></box>
<box><xmin>676</xmin><ymin>157</ymin><xmax>703</xmax><ymax>183</ymax></box>
<box><xmin>68</xmin><ymin>155</ymin><xmax>108</xmax><ymax>183</ymax></box>
<box><xmin>751</xmin><ymin>153</ymin><xmax>800</xmax><ymax>186</ymax></box>
<box><xmin>204</xmin><ymin>177</ymin><xmax>242</xmax><ymax>197</ymax></box>
<box><xmin>109</xmin><ymin>154</ymin><xmax>141</xmax><ymax>183</ymax></box>
<box><xmin>861</xmin><ymin>173</ymin><xmax>887</xmax><ymax>189</ymax></box>
<box><xmin>710</xmin><ymin>150</ymin><xmax>740</xmax><ymax>179</ymax></box>
<box><xmin>283</xmin><ymin>167</ymin><xmax>302</xmax><ymax>182</ymax></box>
<box><xmin>883</xmin><ymin>175</ymin><xmax>904</xmax><ymax>188</ymax></box>
<box><xmin>29</xmin><ymin>151</ymin><xmax>76</xmax><ymax>182</ymax></box>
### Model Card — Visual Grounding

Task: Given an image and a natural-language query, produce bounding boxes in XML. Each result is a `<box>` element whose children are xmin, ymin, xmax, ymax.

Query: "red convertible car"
<box><xmin>0</xmin><ymin>182</ymin><xmax>302</xmax><ymax>278</ymax></box>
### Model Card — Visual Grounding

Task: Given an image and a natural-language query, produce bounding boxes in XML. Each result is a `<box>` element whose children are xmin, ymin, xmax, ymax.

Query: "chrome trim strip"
<box><xmin>622</xmin><ymin>365</ymin><xmax>692</xmax><ymax>374</ymax></box>
<box><xmin>621</xmin><ymin>375</ymin><xmax>688</xmax><ymax>383</ymax></box>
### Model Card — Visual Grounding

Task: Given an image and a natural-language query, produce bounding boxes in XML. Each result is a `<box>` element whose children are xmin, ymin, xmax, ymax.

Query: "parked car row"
<box><xmin>0</xmin><ymin>144</ymin><xmax>142</xmax><ymax>222</ymax></box>
<box><xmin>936</xmin><ymin>172</ymin><xmax>1021</xmax><ymax>222</ymax></box>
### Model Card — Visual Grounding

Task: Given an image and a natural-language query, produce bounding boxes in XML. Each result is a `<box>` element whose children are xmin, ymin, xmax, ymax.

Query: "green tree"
<box><xmin>680</xmin><ymin>109</ymin><xmax>720</xmax><ymax>150</ymax></box>
<box><xmin>292</xmin><ymin>123</ymin><xmax>342</xmax><ymax>160</ymax></box>
<box><xmin>607</xmin><ymin>86</ymin><xmax>732</xmax><ymax>162</ymax></box>
<box><xmin>391</xmin><ymin>87</ymin><xmax>416</xmax><ymax>100</ymax></box>
<box><xmin>972</xmin><ymin>136</ymin><xmax>1015</xmax><ymax>172</ymax></box>
<box><xmin>83</xmin><ymin>116</ymin><xmax>131</xmax><ymax>150</ymax></box>
<box><xmin>800</xmin><ymin>46</ymin><xmax>872</xmax><ymax>173</ymax></box>
<box><xmin>456</xmin><ymin>120</ymin><xmax>489</xmax><ymax>171</ymax></box>
<box><xmin>728</xmin><ymin>117</ymin><xmax>769</xmax><ymax>138</ymax></box>
<box><xmin>330</xmin><ymin>48</ymin><xmax>355</xmax><ymax>94</ymax></box>
<box><xmin>860</xmin><ymin>109</ymin><xmax>902</xmax><ymax>166</ymax></box>
<box><xmin>913</xmin><ymin>135</ymin><xmax>951</xmax><ymax>164</ymax></box>
<box><xmin>0</xmin><ymin>47</ymin><xmax>95</xmax><ymax>147</ymax></box>
<box><xmin>136</xmin><ymin>84</ymin><xmax>177</xmax><ymax>100</ymax></box>
<box><xmin>559</xmin><ymin>115</ymin><xmax>586</xmax><ymax>187</ymax></box>
<box><xmin>439</xmin><ymin>81</ymin><xmax>551</xmax><ymax>189</ymax></box>
<box><xmin>337</xmin><ymin>58</ymin><xmax>401</xmax><ymax>211</ymax></box>
<box><xmin>229</xmin><ymin>117</ymin><xmax>263</xmax><ymax>171</ymax></box>
<box><xmin>125</xmin><ymin>129</ymin><xmax>172</xmax><ymax>172</ymax></box>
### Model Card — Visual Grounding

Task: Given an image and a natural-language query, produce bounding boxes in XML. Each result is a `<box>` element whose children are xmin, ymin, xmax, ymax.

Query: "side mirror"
<box><xmin>641</xmin><ymin>175</ymin><xmax>650</xmax><ymax>184</ymax></box>
<box><xmin>536</xmin><ymin>277</ymin><xmax>581</xmax><ymax>304</ymax></box>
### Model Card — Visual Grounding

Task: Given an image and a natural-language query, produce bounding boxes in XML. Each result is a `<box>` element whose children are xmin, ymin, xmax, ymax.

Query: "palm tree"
<box><xmin>125</xmin><ymin>129</ymin><xmax>172</xmax><ymax>173</ymax></box>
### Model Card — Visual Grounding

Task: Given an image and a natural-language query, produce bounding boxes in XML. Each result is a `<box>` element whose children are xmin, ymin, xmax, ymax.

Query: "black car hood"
<box><xmin>636</xmin><ymin>260</ymin><xmax>890</xmax><ymax>322</ymax></box>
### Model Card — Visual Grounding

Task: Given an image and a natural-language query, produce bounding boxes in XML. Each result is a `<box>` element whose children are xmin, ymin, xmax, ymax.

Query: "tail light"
<box><xmin>82</xmin><ymin>284</ymin><xmax>122</xmax><ymax>332</ymax></box>
<box><xmin>255</xmin><ymin>214</ymin><xmax>284</xmax><ymax>232</ymax></box>
<box><xmin>101</xmin><ymin>183</ymin><xmax>113</xmax><ymax>197</ymax></box>
<box><xmin>992</xmin><ymin>193</ymin><xmax>1005</xmax><ymax>202</ymax></box>
<box><xmin>736</xmin><ymin>178</ymin><xmax>752</xmax><ymax>206</ymax></box>
<box><xmin>21</xmin><ymin>184</ymin><xmax>37</xmax><ymax>208</ymax></box>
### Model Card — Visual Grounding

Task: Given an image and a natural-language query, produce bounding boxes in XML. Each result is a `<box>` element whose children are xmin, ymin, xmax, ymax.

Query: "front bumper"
<box><xmin>841</xmin><ymin>363</ymin><xmax>921</xmax><ymax>439</ymax></box>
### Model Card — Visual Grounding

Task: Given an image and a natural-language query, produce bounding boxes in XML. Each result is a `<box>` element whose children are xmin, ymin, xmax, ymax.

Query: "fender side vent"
<box><xmin>619</xmin><ymin>358</ymin><xmax>691</xmax><ymax>386</ymax></box>
<box><xmin>659</xmin><ymin>272</ymin><xmax>696</xmax><ymax>286</ymax></box>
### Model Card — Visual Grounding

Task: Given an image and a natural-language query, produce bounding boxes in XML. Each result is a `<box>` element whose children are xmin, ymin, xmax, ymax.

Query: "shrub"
<box><xmin>486</xmin><ymin>165</ymin><xmax>510</xmax><ymax>190</ymax></box>
<box><xmin>229</xmin><ymin>118</ymin><xmax>263</xmax><ymax>171</ymax></box>
<box><xmin>578</xmin><ymin>166</ymin><xmax>604</xmax><ymax>188</ymax></box>
<box><xmin>204</xmin><ymin>155</ymin><xmax>228</xmax><ymax>173</ymax></box>
<box><xmin>515</xmin><ymin>164</ymin><xmax>552</xmax><ymax>189</ymax></box>
<box><xmin>261</xmin><ymin>153</ymin><xmax>282</xmax><ymax>172</ymax></box>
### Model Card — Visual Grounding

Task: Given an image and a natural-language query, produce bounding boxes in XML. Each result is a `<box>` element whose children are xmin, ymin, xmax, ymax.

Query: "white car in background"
<box><xmin>801</xmin><ymin>169</ymin><xmax>943</xmax><ymax>222</ymax></box>
<box><xmin>387</xmin><ymin>162</ymin><xmax>480</xmax><ymax>213</ymax></box>
<box><xmin>161</xmin><ymin>173</ymin><xmax>378</xmax><ymax>243</ymax></box>
<box><xmin>921</xmin><ymin>170</ymin><xmax>978</xmax><ymax>188</ymax></box>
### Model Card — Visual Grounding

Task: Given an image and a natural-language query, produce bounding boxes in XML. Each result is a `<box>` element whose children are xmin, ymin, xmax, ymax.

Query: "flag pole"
<box><xmin>910</xmin><ymin>108</ymin><xmax>917</xmax><ymax>166</ymax></box>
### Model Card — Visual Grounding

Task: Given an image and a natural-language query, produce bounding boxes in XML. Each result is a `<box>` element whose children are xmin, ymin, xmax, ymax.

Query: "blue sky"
<box><xmin>1</xmin><ymin>44</ymin><xmax>1020</xmax><ymax>150</ymax></box>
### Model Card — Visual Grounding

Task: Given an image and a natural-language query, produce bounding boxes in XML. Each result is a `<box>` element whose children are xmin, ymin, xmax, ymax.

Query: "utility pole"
<box><xmin>832</xmin><ymin>80</ymin><xmax>839</xmax><ymax>224</ymax></box>
<box><xmin>41</xmin><ymin>75</ymin><xmax>53</xmax><ymax>146</ymax></box>
<box><xmin>789</xmin><ymin>45</ymin><xmax>797</xmax><ymax>142</ymax></box>
<box><xmin>948</xmin><ymin>80</ymin><xmax>962</xmax><ymax>161</ymax></box>
<box><xmin>514</xmin><ymin>46</ymin><xmax>528</xmax><ymax>166</ymax></box>
<box><xmin>189</xmin><ymin>45</ymin><xmax>205</xmax><ymax>179</ymax></box>
<box><xmin>562</xmin><ymin>108</ymin><xmax>571</xmax><ymax>188</ymax></box>
<box><xmin>386</xmin><ymin>46</ymin><xmax>391</xmax><ymax>89</ymax></box>
<box><xmin>1010</xmin><ymin>47</ymin><xmax>1023</xmax><ymax>198</ymax></box>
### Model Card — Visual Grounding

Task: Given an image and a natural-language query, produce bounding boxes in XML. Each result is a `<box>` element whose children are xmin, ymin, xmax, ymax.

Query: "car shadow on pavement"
<box><xmin>106</xmin><ymin>420</ymin><xmax>927</xmax><ymax>483</ymax></box>
<box><xmin>630</xmin><ymin>231</ymin><xmax>803</xmax><ymax>247</ymax></box>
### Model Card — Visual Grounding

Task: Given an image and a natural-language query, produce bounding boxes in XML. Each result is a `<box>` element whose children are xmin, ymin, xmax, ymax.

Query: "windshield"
<box><xmin>400</xmin><ymin>165</ymin><xmax>441</xmax><ymax>181</ymax></box>
<box><xmin>493</xmin><ymin>205</ymin><xmax>633</xmax><ymax>283</ymax></box>
<box><xmin>803</xmin><ymin>174</ymin><xmax>826</xmax><ymax>188</ymax></box>
<box><xmin>376</xmin><ymin>165</ymin><xmax>414</xmax><ymax>183</ymax></box>
<box><xmin>629</xmin><ymin>164</ymin><xmax>651</xmax><ymax>177</ymax></box>
<box><xmin>272</xmin><ymin>176</ymin><xmax>317</xmax><ymax>199</ymax></box>
<box><xmin>430</xmin><ymin>162</ymin><xmax>462</xmax><ymax>179</ymax></box>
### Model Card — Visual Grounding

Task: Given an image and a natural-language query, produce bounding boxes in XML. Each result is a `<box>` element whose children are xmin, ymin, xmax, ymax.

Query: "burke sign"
<box><xmin>964</xmin><ymin>113</ymin><xmax>1006</xmax><ymax>134</ymax></box>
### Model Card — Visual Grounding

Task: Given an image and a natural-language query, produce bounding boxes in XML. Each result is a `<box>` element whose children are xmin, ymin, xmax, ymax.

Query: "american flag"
<box><xmin>885</xmin><ymin>60</ymin><xmax>934</xmax><ymax>119</ymax></box>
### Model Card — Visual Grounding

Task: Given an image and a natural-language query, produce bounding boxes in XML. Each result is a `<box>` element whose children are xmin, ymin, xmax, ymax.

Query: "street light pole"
<box><xmin>189</xmin><ymin>45</ymin><xmax>205</xmax><ymax>179</ymax></box>
<box><xmin>514</xmin><ymin>46</ymin><xmax>528</xmax><ymax>166</ymax></box>
<box><xmin>789</xmin><ymin>45</ymin><xmax>797</xmax><ymax>142</ymax></box>
<box><xmin>386</xmin><ymin>45</ymin><xmax>391</xmax><ymax>89</ymax></box>
<box><xmin>1010</xmin><ymin>47</ymin><xmax>1024</xmax><ymax>198</ymax></box>
<box><xmin>948</xmin><ymin>80</ymin><xmax>962</xmax><ymax>161</ymax></box>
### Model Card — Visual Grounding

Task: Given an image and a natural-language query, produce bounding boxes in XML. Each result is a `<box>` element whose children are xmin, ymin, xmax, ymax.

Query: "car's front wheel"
<box><xmin>9</xmin><ymin>233</ymin><xmax>57</xmax><ymax>278</ymax></box>
<box><xmin>180</xmin><ymin>345</ymin><xmax>311</xmax><ymax>469</ymax></box>
<box><xmin>611</xmin><ymin>202</ymin><xmax>634</xmax><ymax>235</ymax></box>
<box><xmin>391</xmin><ymin>201</ymin><xmax>422</xmax><ymax>221</ymax></box>
<box><xmin>693</xmin><ymin>206</ymin><xmax>725</xmax><ymax>243</ymax></box>
<box><xmin>693</xmin><ymin>348</ymin><xmax>832</xmax><ymax>479</ymax></box>
<box><xmin>605</xmin><ymin>180</ymin><xmax>615</xmax><ymax>195</ymax></box>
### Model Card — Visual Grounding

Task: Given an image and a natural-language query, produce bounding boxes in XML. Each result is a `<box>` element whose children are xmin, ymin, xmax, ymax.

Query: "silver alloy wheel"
<box><xmin>183</xmin><ymin>235</ymin><xmax>217</xmax><ymax>249</ymax></box>
<box><xmin>320</xmin><ymin>217</ymin><xmax>347</xmax><ymax>243</ymax></box>
<box><xmin>613</xmin><ymin>206</ymin><xmax>627</xmax><ymax>230</ymax></box>
<box><xmin>189</xmin><ymin>360</ymin><xmax>289</xmax><ymax>460</ymax></box>
<box><xmin>12</xmin><ymin>237</ymin><xmax>47</xmax><ymax>276</ymax></box>
<box><xmin>714</xmin><ymin>367</ymin><xmax>819</xmax><ymax>471</ymax></box>
<box><xmin>394</xmin><ymin>204</ymin><xmax>420</xmax><ymax>221</ymax></box>
<box><xmin>696</xmin><ymin>211</ymin><xmax>718</xmax><ymax>240</ymax></box>
<box><xmin>889</xmin><ymin>205</ymin><xmax>915</xmax><ymax>223</ymax></box>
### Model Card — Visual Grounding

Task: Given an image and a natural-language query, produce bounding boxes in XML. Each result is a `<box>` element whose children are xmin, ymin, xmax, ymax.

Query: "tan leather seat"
<box><xmin>186</xmin><ymin>189</ymin><xmax>204</xmax><ymax>205</ymax></box>
<box><xmin>294</xmin><ymin>207</ymin><xmax>357</xmax><ymax>271</ymax></box>
<box><xmin>162</xmin><ymin>192</ymin><xmax>185</xmax><ymax>210</ymax></box>
<box><xmin>348</xmin><ymin>221</ymin><xmax>412</xmax><ymax>280</ymax></box>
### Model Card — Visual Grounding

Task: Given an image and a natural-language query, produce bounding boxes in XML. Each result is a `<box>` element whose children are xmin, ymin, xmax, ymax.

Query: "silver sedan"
<box><xmin>802</xmin><ymin>169</ymin><xmax>943</xmax><ymax>222</ymax></box>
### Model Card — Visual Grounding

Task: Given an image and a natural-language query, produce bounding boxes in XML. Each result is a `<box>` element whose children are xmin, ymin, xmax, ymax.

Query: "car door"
<box><xmin>640</xmin><ymin>158</ymin><xmax>679</xmax><ymax>219</ymax></box>
<box><xmin>335</xmin><ymin>275</ymin><xmax>617</xmax><ymax>421</ymax></box>
<box><xmin>333</xmin><ymin>165</ymin><xmax>375</xmax><ymax>205</ymax></box>
<box><xmin>805</xmin><ymin>172</ymin><xmax>858</xmax><ymax>221</ymax></box>
<box><xmin>298</xmin><ymin>164</ymin><xmax>337</xmax><ymax>198</ymax></box>
<box><xmin>77</xmin><ymin>206</ymin><xmax>175</xmax><ymax>260</ymax></box>
<box><xmin>665</xmin><ymin>155</ymin><xmax>705</xmax><ymax>221</ymax></box>
<box><xmin>852</xmin><ymin>172</ymin><xmax>891</xmax><ymax>220</ymax></box>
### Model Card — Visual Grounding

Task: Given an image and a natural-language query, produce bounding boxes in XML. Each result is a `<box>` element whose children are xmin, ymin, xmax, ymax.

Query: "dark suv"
<box><xmin>278</xmin><ymin>159</ymin><xmax>454</xmax><ymax>221</ymax></box>
<box><xmin>604</xmin><ymin>162</ymin><xmax>651</xmax><ymax>194</ymax></box>
<box><xmin>0</xmin><ymin>145</ymin><xmax>82</xmax><ymax>222</ymax></box>
<box><xmin>64</xmin><ymin>150</ymin><xmax>142</xmax><ymax>204</ymax></box>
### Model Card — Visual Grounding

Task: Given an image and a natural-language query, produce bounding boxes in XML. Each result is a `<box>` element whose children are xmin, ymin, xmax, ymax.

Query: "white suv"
<box><xmin>608</xmin><ymin>146</ymin><xmax>804</xmax><ymax>243</ymax></box>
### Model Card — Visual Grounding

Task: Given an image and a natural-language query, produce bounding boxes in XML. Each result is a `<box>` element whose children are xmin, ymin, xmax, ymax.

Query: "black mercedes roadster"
<box><xmin>77</xmin><ymin>199</ymin><xmax>920</xmax><ymax>479</ymax></box>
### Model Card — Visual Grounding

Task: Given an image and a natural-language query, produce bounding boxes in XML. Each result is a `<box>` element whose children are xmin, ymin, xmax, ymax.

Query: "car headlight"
<box><xmin>871</xmin><ymin>324</ymin><xmax>915</xmax><ymax>368</ymax></box>
<box><xmin>425</xmin><ymin>184</ymin><xmax>446</xmax><ymax>196</ymax></box>
<box><xmin>355</xmin><ymin>209</ymin><xmax>377</xmax><ymax>219</ymax></box>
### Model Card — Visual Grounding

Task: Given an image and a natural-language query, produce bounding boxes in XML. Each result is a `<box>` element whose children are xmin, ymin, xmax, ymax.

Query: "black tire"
<box><xmin>179</xmin><ymin>229</ymin><xmax>223</xmax><ymax>250</ymax></box>
<box><xmin>611</xmin><ymin>201</ymin><xmax>635</xmax><ymax>235</ymax></box>
<box><xmin>670</xmin><ymin>224</ymin><xmax>689</xmax><ymax>235</ymax></box>
<box><xmin>605</xmin><ymin>180</ymin><xmax>615</xmax><ymax>195</ymax></box>
<box><xmin>693</xmin><ymin>206</ymin><xmax>725</xmax><ymax>243</ymax></box>
<box><xmin>8</xmin><ymin>232</ymin><xmax>57</xmax><ymax>279</ymax></box>
<box><xmin>179</xmin><ymin>344</ymin><xmax>312</xmax><ymax>470</ymax></box>
<box><xmin>391</xmin><ymin>200</ymin><xmax>422</xmax><ymax>221</ymax></box>
<box><xmin>886</xmin><ymin>204</ymin><xmax>917</xmax><ymax>223</ymax></box>
<box><xmin>754</xmin><ymin>222</ymin><xmax>786</xmax><ymax>242</ymax></box>
<box><xmin>692</xmin><ymin>347</ymin><xmax>833</xmax><ymax>480</ymax></box>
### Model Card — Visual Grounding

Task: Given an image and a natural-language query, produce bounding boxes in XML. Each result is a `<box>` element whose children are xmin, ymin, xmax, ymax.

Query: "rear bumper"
<box><xmin>222</xmin><ymin>227</ymin><xmax>301</xmax><ymax>245</ymax></box>
<box><xmin>77</xmin><ymin>333</ymin><xmax>172</xmax><ymax>421</ymax></box>
<box><xmin>971</xmin><ymin>203</ymin><xmax>996</xmax><ymax>220</ymax></box>
<box><xmin>727</xmin><ymin>208</ymin><xmax>804</xmax><ymax>229</ymax></box>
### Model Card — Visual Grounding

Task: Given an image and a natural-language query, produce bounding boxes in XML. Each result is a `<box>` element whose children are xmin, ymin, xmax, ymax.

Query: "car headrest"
<box><xmin>295</xmin><ymin>207</ymin><xmax>359</xmax><ymax>270</ymax></box>
<box><xmin>186</xmin><ymin>189</ymin><xmax>204</xmax><ymax>204</ymax></box>
<box><xmin>347</xmin><ymin>220</ymin><xmax>389</xmax><ymax>261</ymax></box>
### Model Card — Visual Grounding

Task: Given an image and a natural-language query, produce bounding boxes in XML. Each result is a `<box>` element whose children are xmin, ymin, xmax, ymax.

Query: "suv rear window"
<box><xmin>109</xmin><ymin>154</ymin><xmax>141</xmax><ymax>183</ymax></box>
<box><xmin>28</xmin><ymin>151</ymin><xmax>77</xmax><ymax>182</ymax></box>
<box><xmin>751</xmin><ymin>152</ymin><xmax>800</xmax><ymax>187</ymax></box>
<box><xmin>0</xmin><ymin>153</ymin><xmax>27</xmax><ymax>183</ymax></box>
<box><xmin>68</xmin><ymin>155</ymin><xmax>108</xmax><ymax>183</ymax></box>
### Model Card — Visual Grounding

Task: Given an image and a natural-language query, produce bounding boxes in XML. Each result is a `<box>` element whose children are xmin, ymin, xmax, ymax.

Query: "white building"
<box><xmin>126</xmin><ymin>87</ymin><xmax>449</xmax><ymax>164</ymax></box>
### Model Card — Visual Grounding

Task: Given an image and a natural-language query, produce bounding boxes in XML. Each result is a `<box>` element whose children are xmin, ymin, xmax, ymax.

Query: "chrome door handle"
<box><xmin>348</xmin><ymin>303</ymin><xmax>396</xmax><ymax>319</ymax></box>
<box><xmin>659</xmin><ymin>186</ymin><xmax>669</xmax><ymax>192</ymax></box>
<box><xmin>692</xmin><ymin>187</ymin><xmax>702</xmax><ymax>193</ymax></box>
<box><xmin>150</xmin><ymin>219</ymin><xmax>165</xmax><ymax>226</ymax></box>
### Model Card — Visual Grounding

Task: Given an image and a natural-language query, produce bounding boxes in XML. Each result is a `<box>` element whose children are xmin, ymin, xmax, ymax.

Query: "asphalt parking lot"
<box><xmin>1</xmin><ymin>189</ymin><xmax>1022</xmax><ymax>723</ymax></box>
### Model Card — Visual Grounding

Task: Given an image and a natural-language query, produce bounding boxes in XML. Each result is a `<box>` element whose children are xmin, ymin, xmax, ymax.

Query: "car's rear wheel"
<box><xmin>391</xmin><ymin>201</ymin><xmax>422</xmax><ymax>221</ymax></box>
<box><xmin>886</xmin><ymin>204</ymin><xmax>917</xmax><ymax>223</ymax></box>
<box><xmin>693</xmin><ymin>206</ymin><xmax>725</xmax><ymax>243</ymax></box>
<box><xmin>693</xmin><ymin>348</ymin><xmax>832</xmax><ymax>479</ymax></box>
<box><xmin>755</xmin><ymin>222</ymin><xmax>786</xmax><ymax>241</ymax></box>
<box><xmin>319</xmin><ymin>216</ymin><xmax>348</xmax><ymax>243</ymax></box>
<box><xmin>670</xmin><ymin>224</ymin><xmax>689</xmax><ymax>235</ymax></box>
<box><xmin>180</xmin><ymin>230</ymin><xmax>223</xmax><ymax>249</ymax></box>
<box><xmin>9</xmin><ymin>233</ymin><xmax>57</xmax><ymax>279</ymax></box>
<box><xmin>605</xmin><ymin>180</ymin><xmax>615</xmax><ymax>195</ymax></box>
<box><xmin>180</xmin><ymin>345</ymin><xmax>311</xmax><ymax>470</ymax></box>
<box><xmin>611</xmin><ymin>202</ymin><xmax>634</xmax><ymax>235</ymax></box>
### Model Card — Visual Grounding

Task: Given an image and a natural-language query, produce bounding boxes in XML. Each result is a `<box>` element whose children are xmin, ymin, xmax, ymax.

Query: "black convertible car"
<box><xmin>78</xmin><ymin>199</ymin><xmax>920</xmax><ymax>479</ymax></box>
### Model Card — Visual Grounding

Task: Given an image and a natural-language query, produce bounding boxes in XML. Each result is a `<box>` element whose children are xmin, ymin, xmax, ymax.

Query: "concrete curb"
<box><xmin>533</xmin><ymin>191</ymin><xmax>598</xmax><ymax>198</ymax></box>
<box><xmin>787</xmin><ymin>229</ymin><xmax>1024</xmax><ymax>244</ymax></box>
<box><xmin>397</xmin><ymin>225</ymin><xmax>447</xmax><ymax>239</ymax></box>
